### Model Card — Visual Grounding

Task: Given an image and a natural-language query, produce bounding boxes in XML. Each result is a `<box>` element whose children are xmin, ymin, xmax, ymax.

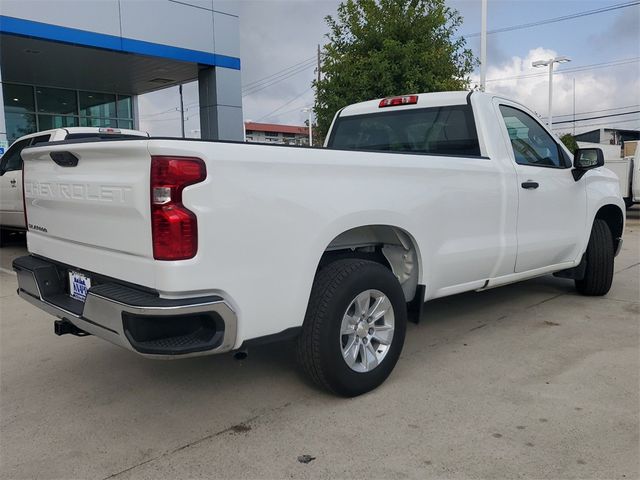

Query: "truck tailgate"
<box><xmin>22</xmin><ymin>140</ymin><xmax>154</xmax><ymax>282</ymax></box>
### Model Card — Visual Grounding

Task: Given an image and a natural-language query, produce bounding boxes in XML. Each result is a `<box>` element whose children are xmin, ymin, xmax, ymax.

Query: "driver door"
<box><xmin>497</xmin><ymin>102</ymin><xmax>586</xmax><ymax>273</ymax></box>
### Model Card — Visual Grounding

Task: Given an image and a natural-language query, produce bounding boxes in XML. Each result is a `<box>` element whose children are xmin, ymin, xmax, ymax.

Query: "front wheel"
<box><xmin>297</xmin><ymin>259</ymin><xmax>407</xmax><ymax>397</ymax></box>
<box><xmin>575</xmin><ymin>219</ymin><xmax>614</xmax><ymax>296</ymax></box>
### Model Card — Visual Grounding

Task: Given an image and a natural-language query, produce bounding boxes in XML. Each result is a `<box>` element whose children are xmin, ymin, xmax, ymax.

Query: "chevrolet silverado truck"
<box><xmin>13</xmin><ymin>91</ymin><xmax>625</xmax><ymax>396</ymax></box>
<box><xmin>0</xmin><ymin>127</ymin><xmax>148</xmax><ymax>237</ymax></box>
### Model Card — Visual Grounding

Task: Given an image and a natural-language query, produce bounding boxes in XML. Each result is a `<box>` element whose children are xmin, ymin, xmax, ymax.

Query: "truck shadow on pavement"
<box><xmin>35</xmin><ymin>272</ymin><xmax>580</xmax><ymax>399</ymax></box>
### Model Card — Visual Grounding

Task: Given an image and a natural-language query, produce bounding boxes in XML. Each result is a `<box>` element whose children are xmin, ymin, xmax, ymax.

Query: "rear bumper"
<box><xmin>12</xmin><ymin>255</ymin><xmax>237</xmax><ymax>358</ymax></box>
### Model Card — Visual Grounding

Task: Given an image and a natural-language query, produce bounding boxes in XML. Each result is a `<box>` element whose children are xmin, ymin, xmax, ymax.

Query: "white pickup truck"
<box><xmin>13</xmin><ymin>91</ymin><xmax>625</xmax><ymax>396</ymax></box>
<box><xmin>0</xmin><ymin>127</ymin><xmax>148</xmax><ymax>236</ymax></box>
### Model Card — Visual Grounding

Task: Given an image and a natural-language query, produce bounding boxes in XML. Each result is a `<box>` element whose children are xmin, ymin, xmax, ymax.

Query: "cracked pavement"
<box><xmin>1</xmin><ymin>208</ymin><xmax>638</xmax><ymax>479</ymax></box>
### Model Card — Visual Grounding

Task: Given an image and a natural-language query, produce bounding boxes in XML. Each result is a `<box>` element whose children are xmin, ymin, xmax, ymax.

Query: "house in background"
<box><xmin>244</xmin><ymin>122</ymin><xmax>310</xmax><ymax>146</ymax></box>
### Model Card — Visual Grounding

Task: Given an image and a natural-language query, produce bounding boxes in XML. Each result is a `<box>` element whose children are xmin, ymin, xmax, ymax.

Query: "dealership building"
<box><xmin>0</xmin><ymin>0</ymin><xmax>243</xmax><ymax>149</ymax></box>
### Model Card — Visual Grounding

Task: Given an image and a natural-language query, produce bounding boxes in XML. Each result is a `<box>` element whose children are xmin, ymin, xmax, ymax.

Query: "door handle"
<box><xmin>521</xmin><ymin>181</ymin><xmax>539</xmax><ymax>190</ymax></box>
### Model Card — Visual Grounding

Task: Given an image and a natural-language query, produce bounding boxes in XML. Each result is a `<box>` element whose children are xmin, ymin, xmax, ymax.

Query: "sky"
<box><xmin>138</xmin><ymin>0</ymin><xmax>640</xmax><ymax>138</ymax></box>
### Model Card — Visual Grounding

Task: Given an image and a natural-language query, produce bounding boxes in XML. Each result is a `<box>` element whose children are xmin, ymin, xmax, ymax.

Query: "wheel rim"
<box><xmin>339</xmin><ymin>289</ymin><xmax>395</xmax><ymax>373</ymax></box>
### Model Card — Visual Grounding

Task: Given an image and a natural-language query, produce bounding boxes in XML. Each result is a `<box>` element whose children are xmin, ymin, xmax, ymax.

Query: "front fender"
<box><xmin>581</xmin><ymin>167</ymin><xmax>626</xmax><ymax>253</ymax></box>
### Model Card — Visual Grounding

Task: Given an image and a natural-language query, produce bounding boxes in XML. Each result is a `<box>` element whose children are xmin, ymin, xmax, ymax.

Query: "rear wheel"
<box><xmin>575</xmin><ymin>219</ymin><xmax>614</xmax><ymax>296</ymax></box>
<box><xmin>297</xmin><ymin>259</ymin><xmax>407</xmax><ymax>397</ymax></box>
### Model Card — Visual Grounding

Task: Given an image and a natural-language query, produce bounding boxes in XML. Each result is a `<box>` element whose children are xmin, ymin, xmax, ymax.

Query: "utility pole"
<box><xmin>302</xmin><ymin>107</ymin><xmax>313</xmax><ymax>147</ymax></box>
<box><xmin>317</xmin><ymin>44</ymin><xmax>322</xmax><ymax>85</ymax></box>
<box><xmin>480</xmin><ymin>0</ymin><xmax>487</xmax><ymax>91</ymax></box>
<box><xmin>573</xmin><ymin>77</ymin><xmax>576</xmax><ymax>136</ymax></box>
<box><xmin>179</xmin><ymin>84</ymin><xmax>185</xmax><ymax>138</ymax></box>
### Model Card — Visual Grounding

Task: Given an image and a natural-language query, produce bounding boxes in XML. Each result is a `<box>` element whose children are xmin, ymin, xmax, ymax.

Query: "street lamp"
<box><xmin>532</xmin><ymin>55</ymin><xmax>571</xmax><ymax>127</ymax></box>
<box><xmin>302</xmin><ymin>107</ymin><xmax>313</xmax><ymax>147</ymax></box>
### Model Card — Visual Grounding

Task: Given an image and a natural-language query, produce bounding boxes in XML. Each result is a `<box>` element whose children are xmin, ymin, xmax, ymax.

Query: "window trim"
<box><xmin>498</xmin><ymin>103</ymin><xmax>572</xmax><ymax>170</ymax></box>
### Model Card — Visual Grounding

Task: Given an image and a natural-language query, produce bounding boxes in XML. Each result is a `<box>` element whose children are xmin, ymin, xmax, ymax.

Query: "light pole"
<box><xmin>532</xmin><ymin>55</ymin><xmax>571</xmax><ymax>127</ymax></box>
<box><xmin>479</xmin><ymin>0</ymin><xmax>488</xmax><ymax>91</ymax></box>
<box><xmin>302</xmin><ymin>107</ymin><xmax>313</xmax><ymax>147</ymax></box>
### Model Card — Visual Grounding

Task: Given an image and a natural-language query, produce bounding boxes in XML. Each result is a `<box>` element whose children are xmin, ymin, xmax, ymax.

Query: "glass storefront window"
<box><xmin>36</xmin><ymin>87</ymin><xmax>77</xmax><ymax>115</ymax></box>
<box><xmin>5</xmin><ymin>113</ymin><xmax>37</xmax><ymax>143</ymax></box>
<box><xmin>3</xmin><ymin>83</ymin><xmax>135</xmax><ymax>142</ymax></box>
<box><xmin>79</xmin><ymin>91</ymin><xmax>116</xmax><ymax>118</ymax></box>
<box><xmin>117</xmin><ymin>95</ymin><xmax>132</xmax><ymax>119</ymax></box>
<box><xmin>3</xmin><ymin>84</ymin><xmax>35</xmax><ymax>115</ymax></box>
<box><xmin>38</xmin><ymin>115</ymin><xmax>79</xmax><ymax>130</ymax></box>
<box><xmin>79</xmin><ymin>117</ymin><xmax>117</xmax><ymax>127</ymax></box>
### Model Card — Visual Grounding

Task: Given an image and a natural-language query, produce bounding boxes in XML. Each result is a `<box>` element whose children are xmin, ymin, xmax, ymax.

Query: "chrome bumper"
<box><xmin>13</xmin><ymin>255</ymin><xmax>237</xmax><ymax>358</ymax></box>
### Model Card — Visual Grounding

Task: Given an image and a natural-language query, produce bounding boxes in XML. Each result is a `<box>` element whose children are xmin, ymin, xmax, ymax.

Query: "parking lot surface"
<box><xmin>1</xmin><ymin>209</ymin><xmax>638</xmax><ymax>479</ymax></box>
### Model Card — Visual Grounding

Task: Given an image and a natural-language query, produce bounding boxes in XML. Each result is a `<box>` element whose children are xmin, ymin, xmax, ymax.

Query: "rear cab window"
<box><xmin>327</xmin><ymin>104</ymin><xmax>481</xmax><ymax>157</ymax></box>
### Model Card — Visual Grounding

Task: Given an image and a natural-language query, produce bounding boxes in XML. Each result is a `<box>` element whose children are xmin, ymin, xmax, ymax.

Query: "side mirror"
<box><xmin>572</xmin><ymin>148</ymin><xmax>604</xmax><ymax>181</ymax></box>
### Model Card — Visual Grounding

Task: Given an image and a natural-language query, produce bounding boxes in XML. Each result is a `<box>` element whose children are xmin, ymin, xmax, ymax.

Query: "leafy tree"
<box><xmin>560</xmin><ymin>133</ymin><xmax>578</xmax><ymax>154</ymax></box>
<box><xmin>314</xmin><ymin>0</ymin><xmax>476</xmax><ymax>139</ymax></box>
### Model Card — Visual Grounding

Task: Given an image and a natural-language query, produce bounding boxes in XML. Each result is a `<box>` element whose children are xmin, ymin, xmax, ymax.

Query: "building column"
<box><xmin>198</xmin><ymin>65</ymin><xmax>243</xmax><ymax>141</ymax></box>
<box><xmin>132</xmin><ymin>94</ymin><xmax>141</xmax><ymax>131</ymax></box>
<box><xmin>0</xmin><ymin>66</ymin><xmax>8</xmax><ymax>149</ymax></box>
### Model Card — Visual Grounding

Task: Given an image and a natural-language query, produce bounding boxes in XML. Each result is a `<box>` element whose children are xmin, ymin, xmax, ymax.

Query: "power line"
<box><xmin>554</xmin><ymin>105</ymin><xmax>640</xmax><ymax>119</ymax></box>
<box><xmin>242</xmin><ymin>61</ymin><xmax>316</xmax><ymax>97</ymax></box>
<box><xmin>139</xmin><ymin>106</ymin><xmax>180</xmax><ymax>118</ymax></box>
<box><xmin>242</xmin><ymin>55</ymin><xmax>316</xmax><ymax>90</ymax></box>
<box><xmin>553</xmin><ymin>117</ymin><xmax>640</xmax><ymax>131</ymax></box>
<box><xmin>486</xmin><ymin>57</ymin><xmax>639</xmax><ymax>83</ymax></box>
<box><xmin>465</xmin><ymin>0</ymin><xmax>640</xmax><ymax>38</ymax></box>
<box><xmin>256</xmin><ymin>87</ymin><xmax>313</xmax><ymax>122</ymax></box>
<box><xmin>552</xmin><ymin>110</ymin><xmax>640</xmax><ymax>125</ymax></box>
<box><xmin>141</xmin><ymin>116</ymin><xmax>181</xmax><ymax>122</ymax></box>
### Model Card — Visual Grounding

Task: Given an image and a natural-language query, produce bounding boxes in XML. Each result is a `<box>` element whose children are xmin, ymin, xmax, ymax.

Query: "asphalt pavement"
<box><xmin>1</xmin><ymin>209</ymin><xmax>638</xmax><ymax>479</ymax></box>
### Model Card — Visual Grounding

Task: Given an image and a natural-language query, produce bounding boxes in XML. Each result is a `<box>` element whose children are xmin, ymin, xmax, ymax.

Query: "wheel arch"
<box><xmin>318</xmin><ymin>224</ymin><xmax>423</xmax><ymax>303</ymax></box>
<box><xmin>594</xmin><ymin>204</ymin><xmax>624</xmax><ymax>255</ymax></box>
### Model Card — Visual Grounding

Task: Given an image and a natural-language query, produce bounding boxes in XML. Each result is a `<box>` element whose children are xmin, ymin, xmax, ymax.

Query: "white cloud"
<box><xmin>475</xmin><ymin>48</ymin><xmax>640</xmax><ymax>135</ymax></box>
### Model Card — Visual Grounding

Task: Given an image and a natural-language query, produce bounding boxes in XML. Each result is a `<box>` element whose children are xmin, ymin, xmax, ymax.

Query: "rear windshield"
<box><xmin>328</xmin><ymin>105</ymin><xmax>481</xmax><ymax>157</ymax></box>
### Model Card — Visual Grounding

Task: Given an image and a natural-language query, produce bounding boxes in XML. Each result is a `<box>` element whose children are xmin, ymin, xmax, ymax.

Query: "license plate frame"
<box><xmin>68</xmin><ymin>270</ymin><xmax>92</xmax><ymax>302</ymax></box>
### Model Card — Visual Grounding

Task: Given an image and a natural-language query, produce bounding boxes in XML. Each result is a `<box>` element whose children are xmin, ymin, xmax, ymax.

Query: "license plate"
<box><xmin>69</xmin><ymin>271</ymin><xmax>92</xmax><ymax>302</ymax></box>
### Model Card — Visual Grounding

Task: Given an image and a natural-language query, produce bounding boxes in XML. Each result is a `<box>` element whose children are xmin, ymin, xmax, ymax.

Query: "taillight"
<box><xmin>150</xmin><ymin>156</ymin><xmax>206</xmax><ymax>260</ymax></box>
<box><xmin>379</xmin><ymin>95</ymin><xmax>419</xmax><ymax>108</ymax></box>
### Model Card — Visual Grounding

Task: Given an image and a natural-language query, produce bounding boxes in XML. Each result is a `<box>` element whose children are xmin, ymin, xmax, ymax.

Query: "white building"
<box><xmin>0</xmin><ymin>0</ymin><xmax>243</xmax><ymax>149</ymax></box>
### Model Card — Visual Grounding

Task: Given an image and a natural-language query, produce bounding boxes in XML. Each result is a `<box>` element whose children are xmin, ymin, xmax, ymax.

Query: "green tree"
<box><xmin>560</xmin><ymin>133</ymin><xmax>578</xmax><ymax>154</ymax></box>
<box><xmin>314</xmin><ymin>0</ymin><xmax>476</xmax><ymax>139</ymax></box>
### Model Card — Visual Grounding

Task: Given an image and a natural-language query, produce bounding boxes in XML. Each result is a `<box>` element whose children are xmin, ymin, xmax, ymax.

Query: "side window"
<box><xmin>499</xmin><ymin>105</ymin><xmax>564</xmax><ymax>168</ymax></box>
<box><xmin>0</xmin><ymin>139</ymin><xmax>30</xmax><ymax>173</ymax></box>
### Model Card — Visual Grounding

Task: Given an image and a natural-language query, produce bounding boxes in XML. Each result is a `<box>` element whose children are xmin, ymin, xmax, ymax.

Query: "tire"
<box><xmin>297</xmin><ymin>259</ymin><xmax>407</xmax><ymax>397</ymax></box>
<box><xmin>575</xmin><ymin>219</ymin><xmax>614</xmax><ymax>296</ymax></box>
